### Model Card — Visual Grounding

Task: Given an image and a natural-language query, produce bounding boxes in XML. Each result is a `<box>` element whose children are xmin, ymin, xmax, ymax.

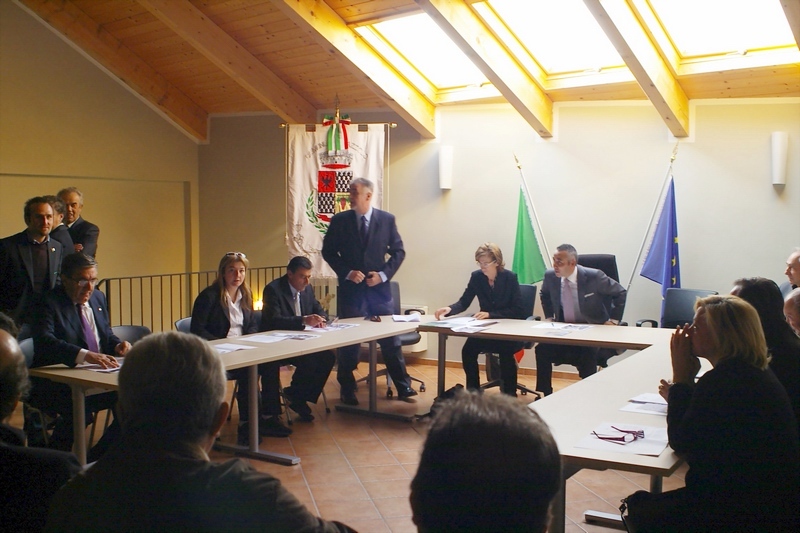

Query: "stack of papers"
<box><xmin>530</xmin><ymin>322</ymin><xmax>592</xmax><ymax>337</ymax></box>
<box><xmin>428</xmin><ymin>316</ymin><xmax>498</xmax><ymax>333</ymax></box>
<box><xmin>620</xmin><ymin>393</ymin><xmax>668</xmax><ymax>416</ymax></box>
<box><xmin>575</xmin><ymin>422</ymin><xmax>669</xmax><ymax>456</ymax></box>
<box><xmin>78</xmin><ymin>358</ymin><xmax>124</xmax><ymax>373</ymax></box>
<box><xmin>215</xmin><ymin>343</ymin><xmax>257</xmax><ymax>354</ymax></box>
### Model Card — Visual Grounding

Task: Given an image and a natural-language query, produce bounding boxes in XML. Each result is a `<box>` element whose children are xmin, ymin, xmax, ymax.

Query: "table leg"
<box><xmin>437</xmin><ymin>333</ymin><xmax>447</xmax><ymax>397</ymax></box>
<box><xmin>213</xmin><ymin>364</ymin><xmax>300</xmax><ymax>466</ymax></box>
<box><xmin>650</xmin><ymin>475</ymin><xmax>663</xmax><ymax>493</ymax></box>
<box><xmin>71</xmin><ymin>385</ymin><xmax>87</xmax><ymax>465</ymax></box>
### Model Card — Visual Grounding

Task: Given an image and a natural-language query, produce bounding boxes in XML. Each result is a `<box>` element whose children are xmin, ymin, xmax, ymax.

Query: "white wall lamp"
<box><xmin>771</xmin><ymin>131</ymin><xmax>789</xmax><ymax>186</ymax></box>
<box><xmin>439</xmin><ymin>145</ymin><xmax>453</xmax><ymax>190</ymax></box>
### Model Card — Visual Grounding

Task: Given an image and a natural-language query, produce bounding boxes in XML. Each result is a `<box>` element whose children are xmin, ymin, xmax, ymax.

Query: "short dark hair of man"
<box><xmin>117</xmin><ymin>331</ymin><xmax>226</xmax><ymax>443</ymax></box>
<box><xmin>60</xmin><ymin>253</ymin><xmax>97</xmax><ymax>279</ymax></box>
<box><xmin>23</xmin><ymin>196</ymin><xmax>50</xmax><ymax>224</ymax></box>
<box><xmin>0</xmin><ymin>329</ymin><xmax>30</xmax><ymax>420</ymax></box>
<box><xmin>410</xmin><ymin>392</ymin><xmax>561</xmax><ymax>532</ymax></box>
<box><xmin>43</xmin><ymin>195</ymin><xmax>67</xmax><ymax>217</ymax></box>
<box><xmin>287</xmin><ymin>255</ymin><xmax>312</xmax><ymax>272</ymax></box>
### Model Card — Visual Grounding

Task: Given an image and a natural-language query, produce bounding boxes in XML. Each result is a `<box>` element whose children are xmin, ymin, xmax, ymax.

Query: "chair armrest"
<box><xmin>636</xmin><ymin>319</ymin><xmax>658</xmax><ymax>328</ymax></box>
<box><xmin>404</xmin><ymin>308</ymin><xmax>426</xmax><ymax>315</ymax></box>
<box><xmin>619</xmin><ymin>321</ymin><xmax>628</xmax><ymax>327</ymax></box>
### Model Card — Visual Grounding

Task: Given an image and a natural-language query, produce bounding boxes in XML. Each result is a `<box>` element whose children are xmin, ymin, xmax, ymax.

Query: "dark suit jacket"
<box><xmin>447</xmin><ymin>269</ymin><xmax>525</xmax><ymax>319</ymax></box>
<box><xmin>49</xmin><ymin>225</ymin><xmax>74</xmax><ymax>256</ymax></box>
<box><xmin>540</xmin><ymin>265</ymin><xmax>626</xmax><ymax>324</ymax></box>
<box><xmin>67</xmin><ymin>217</ymin><xmax>99</xmax><ymax>257</ymax></box>
<box><xmin>190</xmin><ymin>284</ymin><xmax>259</xmax><ymax>341</ymax></box>
<box><xmin>32</xmin><ymin>285</ymin><xmax>122</xmax><ymax>367</ymax></box>
<box><xmin>261</xmin><ymin>275</ymin><xmax>328</xmax><ymax>332</ymax></box>
<box><xmin>781</xmin><ymin>281</ymin><xmax>797</xmax><ymax>298</ymax></box>
<box><xmin>0</xmin><ymin>231</ymin><xmax>63</xmax><ymax>324</ymax></box>
<box><xmin>0</xmin><ymin>423</ymin><xmax>81</xmax><ymax>533</ymax></box>
<box><xmin>321</xmin><ymin>208</ymin><xmax>405</xmax><ymax>308</ymax></box>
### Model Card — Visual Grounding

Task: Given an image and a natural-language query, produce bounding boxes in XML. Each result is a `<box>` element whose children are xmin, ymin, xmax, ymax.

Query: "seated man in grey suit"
<box><xmin>260</xmin><ymin>256</ymin><xmax>335</xmax><ymax>422</ymax></box>
<box><xmin>410</xmin><ymin>392</ymin><xmax>560</xmax><ymax>532</ymax></box>
<box><xmin>535</xmin><ymin>244</ymin><xmax>626</xmax><ymax>396</ymax></box>
<box><xmin>781</xmin><ymin>248</ymin><xmax>800</xmax><ymax>298</ymax></box>
<box><xmin>0</xmin><ymin>318</ymin><xmax>80</xmax><ymax>533</ymax></box>
<box><xmin>46</xmin><ymin>331</ymin><xmax>353</xmax><ymax>533</ymax></box>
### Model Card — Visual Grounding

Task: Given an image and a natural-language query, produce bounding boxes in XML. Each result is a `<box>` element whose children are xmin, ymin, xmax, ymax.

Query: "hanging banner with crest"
<box><xmin>286</xmin><ymin>114</ymin><xmax>385</xmax><ymax>276</ymax></box>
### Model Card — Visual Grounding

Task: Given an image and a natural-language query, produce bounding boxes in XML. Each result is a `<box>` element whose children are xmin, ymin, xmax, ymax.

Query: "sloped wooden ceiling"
<box><xmin>16</xmin><ymin>0</ymin><xmax>800</xmax><ymax>142</ymax></box>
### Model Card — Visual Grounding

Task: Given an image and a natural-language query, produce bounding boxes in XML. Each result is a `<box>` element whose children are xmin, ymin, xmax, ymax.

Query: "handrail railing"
<box><xmin>99</xmin><ymin>266</ymin><xmax>338</xmax><ymax>332</ymax></box>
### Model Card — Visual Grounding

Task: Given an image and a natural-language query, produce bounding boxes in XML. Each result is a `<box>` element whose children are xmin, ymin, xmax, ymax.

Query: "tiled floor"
<box><xmin>12</xmin><ymin>358</ymin><xmax>686</xmax><ymax>532</ymax></box>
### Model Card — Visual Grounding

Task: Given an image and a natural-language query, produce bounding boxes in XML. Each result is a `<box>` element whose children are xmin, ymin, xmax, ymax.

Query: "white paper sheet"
<box><xmin>575</xmin><ymin>422</ymin><xmax>669</xmax><ymax>456</ymax></box>
<box><xmin>215</xmin><ymin>343</ymin><xmax>257</xmax><ymax>354</ymax></box>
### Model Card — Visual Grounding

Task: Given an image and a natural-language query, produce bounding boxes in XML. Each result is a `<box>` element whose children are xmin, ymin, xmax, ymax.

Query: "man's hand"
<box><xmin>472</xmin><ymin>311</ymin><xmax>490</xmax><ymax>320</ymax></box>
<box><xmin>365</xmin><ymin>272</ymin><xmax>382</xmax><ymax>287</ymax></box>
<box><xmin>85</xmin><ymin>351</ymin><xmax>119</xmax><ymax>369</ymax></box>
<box><xmin>115</xmin><ymin>341</ymin><xmax>132</xmax><ymax>356</ymax></box>
<box><xmin>303</xmin><ymin>314</ymin><xmax>326</xmax><ymax>328</ymax></box>
<box><xmin>434</xmin><ymin>306</ymin><xmax>451</xmax><ymax>320</ymax></box>
<box><xmin>73</xmin><ymin>243</ymin><xmax>84</xmax><ymax>253</ymax></box>
<box><xmin>346</xmin><ymin>270</ymin><xmax>366</xmax><ymax>283</ymax></box>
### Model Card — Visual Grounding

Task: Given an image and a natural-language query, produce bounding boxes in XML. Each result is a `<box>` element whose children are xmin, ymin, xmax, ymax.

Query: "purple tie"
<box><xmin>77</xmin><ymin>304</ymin><xmax>100</xmax><ymax>353</ymax></box>
<box><xmin>561</xmin><ymin>279</ymin><xmax>576</xmax><ymax>323</ymax></box>
<box><xmin>360</xmin><ymin>215</ymin><xmax>368</xmax><ymax>244</ymax></box>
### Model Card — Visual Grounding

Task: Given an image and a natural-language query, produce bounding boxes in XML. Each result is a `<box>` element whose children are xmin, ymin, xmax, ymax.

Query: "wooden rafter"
<box><xmin>416</xmin><ymin>0</ymin><xmax>553</xmax><ymax>137</ymax></box>
<box><xmin>137</xmin><ymin>0</ymin><xmax>317</xmax><ymax>124</ymax></box>
<box><xmin>270</xmin><ymin>0</ymin><xmax>436</xmax><ymax>139</ymax></box>
<box><xmin>584</xmin><ymin>0</ymin><xmax>690</xmax><ymax>137</ymax></box>
<box><xmin>18</xmin><ymin>0</ymin><xmax>209</xmax><ymax>142</ymax></box>
<box><xmin>782</xmin><ymin>0</ymin><xmax>800</xmax><ymax>49</ymax></box>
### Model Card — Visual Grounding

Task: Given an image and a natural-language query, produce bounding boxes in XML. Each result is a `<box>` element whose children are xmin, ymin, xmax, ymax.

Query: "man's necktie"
<box><xmin>77</xmin><ymin>304</ymin><xmax>100</xmax><ymax>352</ymax></box>
<box><xmin>294</xmin><ymin>291</ymin><xmax>302</xmax><ymax>317</ymax></box>
<box><xmin>561</xmin><ymin>279</ymin><xmax>576</xmax><ymax>323</ymax></box>
<box><xmin>360</xmin><ymin>215</ymin><xmax>368</xmax><ymax>244</ymax></box>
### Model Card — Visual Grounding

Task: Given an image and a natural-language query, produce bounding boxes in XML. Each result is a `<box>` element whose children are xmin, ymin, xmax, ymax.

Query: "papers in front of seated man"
<box><xmin>530</xmin><ymin>322</ymin><xmax>593</xmax><ymax>336</ymax></box>
<box><xmin>576</xmin><ymin>422</ymin><xmax>669</xmax><ymax>456</ymax></box>
<box><xmin>620</xmin><ymin>393</ymin><xmax>668</xmax><ymax>416</ymax></box>
<box><xmin>214</xmin><ymin>343</ymin><xmax>257</xmax><ymax>354</ymax></box>
<box><xmin>392</xmin><ymin>314</ymin><xmax>420</xmax><ymax>322</ymax></box>
<box><xmin>428</xmin><ymin>316</ymin><xmax>498</xmax><ymax>333</ymax></box>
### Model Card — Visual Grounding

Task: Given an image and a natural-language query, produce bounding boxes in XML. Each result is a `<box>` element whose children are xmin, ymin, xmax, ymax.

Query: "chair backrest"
<box><xmin>662</xmin><ymin>288</ymin><xmax>718</xmax><ymax>328</ymax></box>
<box><xmin>520</xmin><ymin>284</ymin><xmax>537</xmax><ymax>319</ymax></box>
<box><xmin>19</xmin><ymin>338</ymin><xmax>34</xmax><ymax>368</ymax></box>
<box><xmin>174</xmin><ymin>317</ymin><xmax>192</xmax><ymax>333</ymax></box>
<box><xmin>577</xmin><ymin>254</ymin><xmax>620</xmax><ymax>282</ymax></box>
<box><xmin>111</xmin><ymin>325</ymin><xmax>152</xmax><ymax>344</ymax></box>
<box><xmin>389</xmin><ymin>281</ymin><xmax>422</xmax><ymax>346</ymax></box>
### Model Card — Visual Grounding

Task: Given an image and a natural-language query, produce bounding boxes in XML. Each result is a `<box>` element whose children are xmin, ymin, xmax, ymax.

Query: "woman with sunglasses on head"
<box><xmin>623</xmin><ymin>295</ymin><xmax>799</xmax><ymax>532</ymax></box>
<box><xmin>434</xmin><ymin>243</ymin><xmax>525</xmax><ymax>395</ymax></box>
<box><xmin>191</xmin><ymin>252</ymin><xmax>291</xmax><ymax>445</ymax></box>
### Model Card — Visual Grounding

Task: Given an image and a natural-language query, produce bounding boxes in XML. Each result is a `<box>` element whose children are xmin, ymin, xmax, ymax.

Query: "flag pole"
<box><xmin>514</xmin><ymin>153</ymin><xmax>552</xmax><ymax>269</ymax></box>
<box><xmin>625</xmin><ymin>142</ymin><xmax>680</xmax><ymax>291</ymax></box>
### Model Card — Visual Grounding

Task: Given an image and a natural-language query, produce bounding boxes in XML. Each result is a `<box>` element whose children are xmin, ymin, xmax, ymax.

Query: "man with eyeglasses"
<box><xmin>30</xmin><ymin>252</ymin><xmax>129</xmax><ymax>456</ymax></box>
<box><xmin>535</xmin><ymin>244</ymin><xmax>626</xmax><ymax>396</ymax></box>
<box><xmin>0</xmin><ymin>196</ymin><xmax>64</xmax><ymax>338</ymax></box>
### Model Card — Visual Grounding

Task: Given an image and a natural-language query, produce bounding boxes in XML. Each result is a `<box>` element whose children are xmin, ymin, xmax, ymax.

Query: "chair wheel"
<box><xmin>420</xmin><ymin>384</ymin><xmax>426</xmax><ymax>392</ymax></box>
<box><xmin>387</xmin><ymin>389</ymin><xmax>393</xmax><ymax>398</ymax></box>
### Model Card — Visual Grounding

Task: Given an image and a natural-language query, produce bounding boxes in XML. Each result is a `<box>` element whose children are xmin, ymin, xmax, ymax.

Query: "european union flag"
<box><xmin>641</xmin><ymin>178</ymin><xmax>680</xmax><ymax>319</ymax></box>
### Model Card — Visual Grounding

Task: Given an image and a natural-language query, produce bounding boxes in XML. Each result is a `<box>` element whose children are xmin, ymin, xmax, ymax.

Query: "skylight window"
<box><xmin>649</xmin><ymin>0</ymin><xmax>796</xmax><ymax>58</ymax></box>
<box><xmin>365</xmin><ymin>13</ymin><xmax>488</xmax><ymax>90</ymax></box>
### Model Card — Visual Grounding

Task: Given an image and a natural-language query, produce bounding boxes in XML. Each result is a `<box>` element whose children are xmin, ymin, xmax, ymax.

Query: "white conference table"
<box><xmin>28</xmin><ymin>317</ymin><xmax>420</xmax><ymax>465</ymax></box>
<box><xmin>418</xmin><ymin>320</ymin><xmax>679</xmax><ymax>533</ymax></box>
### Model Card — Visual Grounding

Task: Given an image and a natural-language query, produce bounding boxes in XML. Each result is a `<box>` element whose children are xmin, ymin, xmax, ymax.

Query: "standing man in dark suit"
<box><xmin>58</xmin><ymin>187</ymin><xmax>99</xmax><ymax>257</ymax></box>
<box><xmin>31</xmin><ymin>253</ymin><xmax>129</xmax><ymax>454</ymax></box>
<box><xmin>0</xmin><ymin>325</ymin><xmax>81</xmax><ymax>533</ymax></box>
<box><xmin>261</xmin><ymin>256</ymin><xmax>335</xmax><ymax>421</ymax></box>
<box><xmin>322</xmin><ymin>178</ymin><xmax>416</xmax><ymax>405</ymax></box>
<box><xmin>44</xmin><ymin>195</ymin><xmax>75</xmax><ymax>254</ymax></box>
<box><xmin>0</xmin><ymin>197</ymin><xmax>63</xmax><ymax>337</ymax></box>
<box><xmin>535</xmin><ymin>244</ymin><xmax>627</xmax><ymax>396</ymax></box>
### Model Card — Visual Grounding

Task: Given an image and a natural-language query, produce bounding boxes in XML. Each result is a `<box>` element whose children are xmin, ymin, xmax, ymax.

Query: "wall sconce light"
<box><xmin>771</xmin><ymin>132</ymin><xmax>789</xmax><ymax>186</ymax></box>
<box><xmin>439</xmin><ymin>145</ymin><xmax>453</xmax><ymax>190</ymax></box>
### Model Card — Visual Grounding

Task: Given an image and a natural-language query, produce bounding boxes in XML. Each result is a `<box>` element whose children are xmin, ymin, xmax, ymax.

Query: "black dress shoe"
<box><xmin>287</xmin><ymin>395</ymin><xmax>314</xmax><ymax>422</ymax></box>
<box><xmin>397</xmin><ymin>388</ymin><xmax>418</xmax><ymax>401</ymax></box>
<box><xmin>237</xmin><ymin>422</ymin><xmax>263</xmax><ymax>446</ymax></box>
<box><xmin>340</xmin><ymin>391</ymin><xmax>359</xmax><ymax>406</ymax></box>
<box><xmin>258</xmin><ymin>416</ymin><xmax>292</xmax><ymax>438</ymax></box>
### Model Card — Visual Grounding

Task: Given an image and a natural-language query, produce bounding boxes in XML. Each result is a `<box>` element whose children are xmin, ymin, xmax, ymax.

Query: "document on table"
<box><xmin>392</xmin><ymin>314</ymin><xmax>420</xmax><ymax>322</ymax></box>
<box><xmin>531</xmin><ymin>322</ymin><xmax>592</xmax><ymax>336</ymax></box>
<box><xmin>78</xmin><ymin>358</ymin><xmax>125</xmax><ymax>373</ymax></box>
<box><xmin>429</xmin><ymin>317</ymin><xmax>498</xmax><ymax>332</ymax></box>
<box><xmin>575</xmin><ymin>422</ymin><xmax>669</xmax><ymax>456</ymax></box>
<box><xmin>215</xmin><ymin>343</ymin><xmax>257</xmax><ymax>354</ymax></box>
<box><xmin>620</xmin><ymin>393</ymin><xmax>668</xmax><ymax>416</ymax></box>
<box><xmin>269</xmin><ymin>332</ymin><xmax>320</xmax><ymax>341</ymax></box>
<box><xmin>307</xmin><ymin>323</ymin><xmax>358</xmax><ymax>332</ymax></box>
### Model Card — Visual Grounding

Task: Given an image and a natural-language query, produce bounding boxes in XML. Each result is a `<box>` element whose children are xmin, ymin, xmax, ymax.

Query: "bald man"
<box><xmin>785</xmin><ymin>288</ymin><xmax>800</xmax><ymax>337</ymax></box>
<box><xmin>0</xmin><ymin>322</ymin><xmax>80</xmax><ymax>532</ymax></box>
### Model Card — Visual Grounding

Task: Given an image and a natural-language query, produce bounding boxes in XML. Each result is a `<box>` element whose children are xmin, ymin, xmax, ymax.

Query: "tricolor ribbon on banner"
<box><xmin>322</xmin><ymin>114</ymin><xmax>350</xmax><ymax>153</ymax></box>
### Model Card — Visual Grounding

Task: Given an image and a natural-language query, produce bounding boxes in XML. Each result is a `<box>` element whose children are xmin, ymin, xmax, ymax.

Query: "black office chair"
<box><xmin>111</xmin><ymin>325</ymin><xmax>151</xmax><ymax>344</ymax></box>
<box><xmin>480</xmin><ymin>284</ymin><xmax>541</xmax><ymax>397</ymax></box>
<box><xmin>19</xmin><ymin>338</ymin><xmax>53</xmax><ymax>447</ymax></box>
<box><xmin>355</xmin><ymin>281</ymin><xmax>427</xmax><ymax>398</ymax></box>
<box><xmin>636</xmin><ymin>288</ymin><xmax>718</xmax><ymax>329</ymax></box>
<box><xmin>577</xmin><ymin>254</ymin><xmax>627</xmax><ymax>368</ymax></box>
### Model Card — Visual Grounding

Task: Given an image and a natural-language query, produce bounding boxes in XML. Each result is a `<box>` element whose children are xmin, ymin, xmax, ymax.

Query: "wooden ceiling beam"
<box><xmin>270</xmin><ymin>0</ymin><xmax>436</xmax><ymax>139</ymax></box>
<box><xmin>18</xmin><ymin>0</ymin><xmax>209</xmax><ymax>142</ymax></box>
<box><xmin>416</xmin><ymin>0</ymin><xmax>553</xmax><ymax>138</ymax></box>
<box><xmin>137</xmin><ymin>0</ymin><xmax>317</xmax><ymax>124</ymax></box>
<box><xmin>782</xmin><ymin>0</ymin><xmax>800</xmax><ymax>49</ymax></box>
<box><xmin>584</xmin><ymin>0</ymin><xmax>690</xmax><ymax>137</ymax></box>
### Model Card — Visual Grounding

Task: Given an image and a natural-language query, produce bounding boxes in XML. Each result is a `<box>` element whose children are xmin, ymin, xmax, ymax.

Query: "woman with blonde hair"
<box><xmin>623</xmin><ymin>295</ymin><xmax>799</xmax><ymax>531</ymax></box>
